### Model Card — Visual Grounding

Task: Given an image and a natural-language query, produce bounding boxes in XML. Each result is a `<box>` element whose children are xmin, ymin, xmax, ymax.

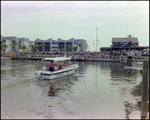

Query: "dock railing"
<box><xmin>141</xmin><ymin>60</ymin><xmax>149</xmax><ymax>119</ymax></box>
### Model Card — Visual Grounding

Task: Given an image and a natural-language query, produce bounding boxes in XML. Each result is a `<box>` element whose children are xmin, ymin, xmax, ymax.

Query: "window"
<box><xmin>74</xmin><ymin>42</ymin><xmax>78</xmax><ymax>44</ymax></box>
<box><xmin>52</xmin><ymin>46</ymin><xmax>57</xmax><ymax>48</ymax></box>
<box><xmin>58</xmin><ymin>42</ymin><xmax>64</xmax><ymax>45</ymax></box>
<box><xmin>66</xmin><ymin>42</ymin><xmax>72</xmax><ymax>46</ymax></box>
<box><xmin>52</xmin><ymin>42</ymin><xmax>57</xmax><ymax>45</ymax></box>
<box><xmin>45</xmin><ymin>42</ymin><xmax>50</xmax><ymax>45</ymax></box>
<box><xmin>113</xmin><ymin>42</ymin><xmax>119</xmax><ymax>45</ymax></box>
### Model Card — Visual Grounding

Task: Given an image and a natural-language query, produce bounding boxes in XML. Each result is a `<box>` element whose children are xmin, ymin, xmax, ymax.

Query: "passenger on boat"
<box><xmin>54</xmin><ymin>64</ymin><xmax>58</xmax><ymax>71</ymax></box>
<box><xmin>43</xmin><ymin>65</ymin><xmax>48</xmax><ymax>71</ymax></box>
<box><xmin>49</xmin><ymin>61</ymin><xmax>55</xmax><ymax>72</ymax></box>
<box><xmin>63</xmin><ymin>62</ymin><xmax>67</xmax><ymax>67</ymax></box>
<box><xmin>59</xmin><ymin>65</ymin><xmax>62</xmax><ymax>70</ymax></box>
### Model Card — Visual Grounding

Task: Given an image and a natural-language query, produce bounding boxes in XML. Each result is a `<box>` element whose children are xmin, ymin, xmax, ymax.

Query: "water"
<box><xmin>1</xmin><ymin>60</ymin><xmax>142</xmax><ymax>119</ymax></box>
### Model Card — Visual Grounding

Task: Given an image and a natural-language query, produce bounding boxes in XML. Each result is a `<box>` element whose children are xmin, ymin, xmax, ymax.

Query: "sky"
<box><xmin>1</xmin><ymin>1</ymin><xmax>149</xmax><ymax>51</ymax></box>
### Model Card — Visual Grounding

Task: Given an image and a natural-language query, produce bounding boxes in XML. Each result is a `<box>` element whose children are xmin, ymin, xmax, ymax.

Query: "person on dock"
<box><xmin>49</xmin><ymin>61</ymin><xmax>55</xmax><ymax>72</ymax></box>
<box><xmin>126</xmin><ymin>48</ymin><xmax>135</xmax><ymax>66</ymax></box>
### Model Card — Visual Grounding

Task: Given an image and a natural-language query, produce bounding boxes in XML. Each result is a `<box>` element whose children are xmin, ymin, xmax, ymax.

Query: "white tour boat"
<box><xmin>35</xmin><ymin>57</ymin><xmax>79</xmax><ymax>80</ymax></box>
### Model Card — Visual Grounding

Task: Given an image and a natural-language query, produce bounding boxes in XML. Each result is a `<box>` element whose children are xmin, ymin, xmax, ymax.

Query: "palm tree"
<box><xmin>77</xmin><ymin>43</ymin><xmax>82</xmax><ymax>52</ymax></box>
<box><xmin>21</xmin><ymin>45</ymin><xmax>28</xmax><ymax>56</ymax></box>
<box><xmin>80</xmin><ymin>49</ymin><xmax>83</xmax><ymax>52</ymax></box>
<box><xmin>35</xmin><ymin>43</ymin><xmax>46</xmax><ymax>56</ymax></box>
<box><xmin>21</xmin><ymin>45</ymin><xmax>28</xmax><ymax>52</ymax></box>
<box><xmin>2</xmin><ymin>44</ymin><xmax>8</xmax><ymax>57</ymax></box>
<box><xmin>62</xmin><ymin>48</ymin><xmax>66</xmax><ymax>52</ymax></box>
<box><xmin>9</xmin><ymin>42</ymin><xmax>18</xmax><ymax>56</ymax></box>
<box><xmin>1</xmin><ymin>41</ymin><xmax>4</xmax><ymax>52</ymax></box>
<box><xmin>73</xmin><ymin>46</ymin><xmax>78</xmax><ymax>52</ymax></box>
<box><xmin>30</xmin><ymin>45</ymin><xmax>35</xmax><ymax>57</ymax></box>
<box><xmin>30</xmin><ymin>45</ymin><xmax>35</xmax><ymax>51</ymax></box>
<box><xmin>68</xmin><ymin>46</ymin><xmax>73</xmax><ymax>52</ymax></box>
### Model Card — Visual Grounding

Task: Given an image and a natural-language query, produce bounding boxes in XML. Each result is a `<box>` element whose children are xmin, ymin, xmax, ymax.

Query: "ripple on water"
<box><xmin>1</xmin><ymin>60</ymin><xmax>142</xmax><ymax>119</ymax></box>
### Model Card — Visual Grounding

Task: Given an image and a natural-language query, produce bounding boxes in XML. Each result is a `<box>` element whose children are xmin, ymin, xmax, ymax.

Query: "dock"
<box><xmin>12</xmin><ymin>56</ymin><xmax>121</xmax><ymax>62</ymax></box>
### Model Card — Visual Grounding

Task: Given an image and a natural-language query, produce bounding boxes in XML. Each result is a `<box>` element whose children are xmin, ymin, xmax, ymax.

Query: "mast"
<box><xmin>96</xmin><ymin>27</ymin><xmax>97</xmax><ymax>52</ymax></box>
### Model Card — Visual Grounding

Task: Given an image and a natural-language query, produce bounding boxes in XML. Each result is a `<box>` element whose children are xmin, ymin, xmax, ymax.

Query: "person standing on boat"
<box><xmin>49</xmin><ymin>61</ymin><xmax>55</xmax><ymax>72</ymax></box>
<box><xmin>126</xmin><ymin>48</ymin><xmax>135</xmax><ymax>66</ymax></box>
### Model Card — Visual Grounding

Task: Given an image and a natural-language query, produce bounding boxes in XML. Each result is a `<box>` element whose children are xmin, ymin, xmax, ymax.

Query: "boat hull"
<box><xmin>35</xmin><ymin>65</ymin><xmax>78</xmax><ymax>80</ymax></box>
<box><xmin>43</xmin><ymin>69</ymin><xmax>75</xmax><ymax>80</ymax></box>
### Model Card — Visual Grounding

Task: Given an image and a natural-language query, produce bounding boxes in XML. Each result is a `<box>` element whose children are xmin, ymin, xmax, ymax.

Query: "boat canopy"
<box><xmin>41</xmin><ymin>57</ymin><xmax>71</xmax><ymax>62</ymax></box>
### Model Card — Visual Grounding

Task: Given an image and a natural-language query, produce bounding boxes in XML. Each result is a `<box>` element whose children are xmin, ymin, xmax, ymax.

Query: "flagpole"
<box><xmin>96</xmin><ymin>27</ymin><xmax>97</xmax><ymax>52</ymax></box>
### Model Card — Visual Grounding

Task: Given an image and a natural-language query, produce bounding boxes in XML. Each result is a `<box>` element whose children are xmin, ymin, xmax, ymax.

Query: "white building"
<box><xmin>34</xmin><ymin>38</ymin><xmax>87</xmax><ymax>52</ymax></box>
<box><xmin>1</xmin><ymin>35</ymin><xmax>32</xmax><ymax>53</ymax></box>
<box><xmin>1</xmin><ymin>35</ymin><xmax>87</xmax><ymax>53</ymax></box>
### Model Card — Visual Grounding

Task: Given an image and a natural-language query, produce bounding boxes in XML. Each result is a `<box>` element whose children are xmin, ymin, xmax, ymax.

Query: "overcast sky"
<box><xmin>1</xmin><ymin>1</ymin><xmax>149</xmax><ymax>51</ymax></box>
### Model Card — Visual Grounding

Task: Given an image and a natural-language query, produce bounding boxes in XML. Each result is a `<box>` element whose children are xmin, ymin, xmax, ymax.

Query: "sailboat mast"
<box><xmin>96</xmin><ymin>27</ymin><xmax>98</xmax><ymax>52</ymax></box>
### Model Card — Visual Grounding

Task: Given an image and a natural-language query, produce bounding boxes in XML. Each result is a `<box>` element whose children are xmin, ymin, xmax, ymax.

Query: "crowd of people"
<box><xmin>1</xmin><ymin>48</ymin><xmax>149</xmax><ymax>60</ymax></box>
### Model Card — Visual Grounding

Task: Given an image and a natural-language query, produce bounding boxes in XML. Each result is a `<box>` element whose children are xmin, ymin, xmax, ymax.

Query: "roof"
<box><xmin>41</xmin><ymin>57</ymin><xmax>71</xmax><ymax>62</ymax></box>
<box><xmin>120</xmin><ymin>41</ymin><xmax>139</xmax><ymax>48</ymax></box>
<box><xmin>100</xmin><ymin>47</ymin><xmax>111</xmax><ymax>49</ymax></box>
<box><xmin>112</xmin><ymin>38</ymin><xmax>138</xmax><ymax>43</ymax></box>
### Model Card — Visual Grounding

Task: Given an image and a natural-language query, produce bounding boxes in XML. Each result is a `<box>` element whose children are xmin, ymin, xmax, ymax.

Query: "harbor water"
<box><xmin>1</xmin><ymin>60</ymin><xmax>142</xmax><ymax>119</ymax></box>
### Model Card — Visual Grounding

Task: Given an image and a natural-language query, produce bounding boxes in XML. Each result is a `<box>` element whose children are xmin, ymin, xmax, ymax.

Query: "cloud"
<box><xmin>1</xmin><ymin>1</ymin><xmax>149</xmax><ymax>50</ymax></box>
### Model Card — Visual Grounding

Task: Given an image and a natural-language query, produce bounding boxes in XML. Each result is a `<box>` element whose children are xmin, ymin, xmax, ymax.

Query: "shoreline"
<box><xmin>1</xmin><ymin>56</ymin><xmax>149</xmax><ymax>62</ymax></box>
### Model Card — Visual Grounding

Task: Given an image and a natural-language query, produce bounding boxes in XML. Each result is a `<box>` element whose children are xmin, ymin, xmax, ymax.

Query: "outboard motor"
<box><xmin>35</xmin><ymin>73</ymin><xmax>42</xmax><ymax>79</ymax></box>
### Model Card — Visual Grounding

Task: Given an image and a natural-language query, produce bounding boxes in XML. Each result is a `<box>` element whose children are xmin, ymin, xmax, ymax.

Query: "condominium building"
<box><xmin>1</xmin><ymin>35</ymin><xmax>32</xmax><ymax>52</ymax></box>
<box><xmin>1</xmin><ymin>35</ymin><xmax>87</xmax><ymax>52</ymax></box>
<box><xmin>34</xmin><ymin>38</ymin><xmax>87</xmax><ymax>52</ymax></box>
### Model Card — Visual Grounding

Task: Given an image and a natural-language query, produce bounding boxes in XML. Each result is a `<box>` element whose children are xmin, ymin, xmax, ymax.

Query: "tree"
<box><xmin>30</xmin><ymin>45</ymin><xmax>35</xmax><ymax>52</ymax></box>
<box><xmin>1</xmin><ymin>41</ymin><xmax>4</xmax><ymax>52</ymax></box>
<box><xmin>80</xmin><ymin>49</ymin><xmax>83</xmax><ymax>52</ymax></box>
<box><xmin>68</xmin><ymin>46</ymin><xmax>73</xmax><ymax>52</ymax></box>
<box><xmin>110</xmin><ymin>44</ymin><xmax>113</xmax><ymax>47</ymax></box>
<box><xmin>1</xmin><ymin>41</ymin><xmax>3</xmax><ymax>50</ymax></box>
<box><xmin>2</xmin><ymin>44</ymin><xmax>8</xmax><ymax>57</ymax></box>
<box><xmin>3</xmin><ymin>45</ymin><xmax>8</xmax><ymax>51</ymax></box>
<box><xmin>128</xmin><ymin>35</ymin><xmax>132</xmax><ymax>38</ymax></box>
<box><xmin>21</xmin><ymin>45</ymin><xmax>28</xmax><ymax>52</ymax></box>
<box><xmin>35</xmin><ymin>43</ymin><xmax>46</xmax><ymax>52</ymax></box>
<box><xmin>21</xmin><ymin>45</ymin><xmax>28</xmax><ymax>56</ymax></box>
<box><xmin>9</xmin><ymin>42</ymin><xmax>18</xmax><ymax>56</ymax></box>
<box><xmin>35</xmin><ymin>43</ymin><xmax>46</xmax><ymax>56</ymax></box>
<box><xmin>73</xmin><ymin>46</ymin><xmax>78</xmax><ymax>52</ymax></box>
<box><xmin>62</xmin><ymin>48</ymin><xmax>66</xmax><ymax>52</ymax></box>
<box><xmin>77</xmin><ymin>43</ymin><xmax>82</xmax><ymax>52</ymax></box>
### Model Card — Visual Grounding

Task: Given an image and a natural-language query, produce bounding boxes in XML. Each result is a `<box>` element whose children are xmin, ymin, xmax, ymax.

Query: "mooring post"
<box><xmin>141</xmin><ymin>60</ymin><xmax>149</xmax><ymax>119</ymax></box>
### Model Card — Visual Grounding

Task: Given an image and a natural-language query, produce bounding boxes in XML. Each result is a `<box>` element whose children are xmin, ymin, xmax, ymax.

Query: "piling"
<box><xmin>141</xmin><ymin>60</ymin><xmax>149</xmax><ymax>119</ymax></box>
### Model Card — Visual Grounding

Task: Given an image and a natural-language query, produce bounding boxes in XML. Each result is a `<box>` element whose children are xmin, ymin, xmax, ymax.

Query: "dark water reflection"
<box><xmin>1</xmin><ymin>60</ymin><xmax>142</xmax><ymax>119</ymax></box>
